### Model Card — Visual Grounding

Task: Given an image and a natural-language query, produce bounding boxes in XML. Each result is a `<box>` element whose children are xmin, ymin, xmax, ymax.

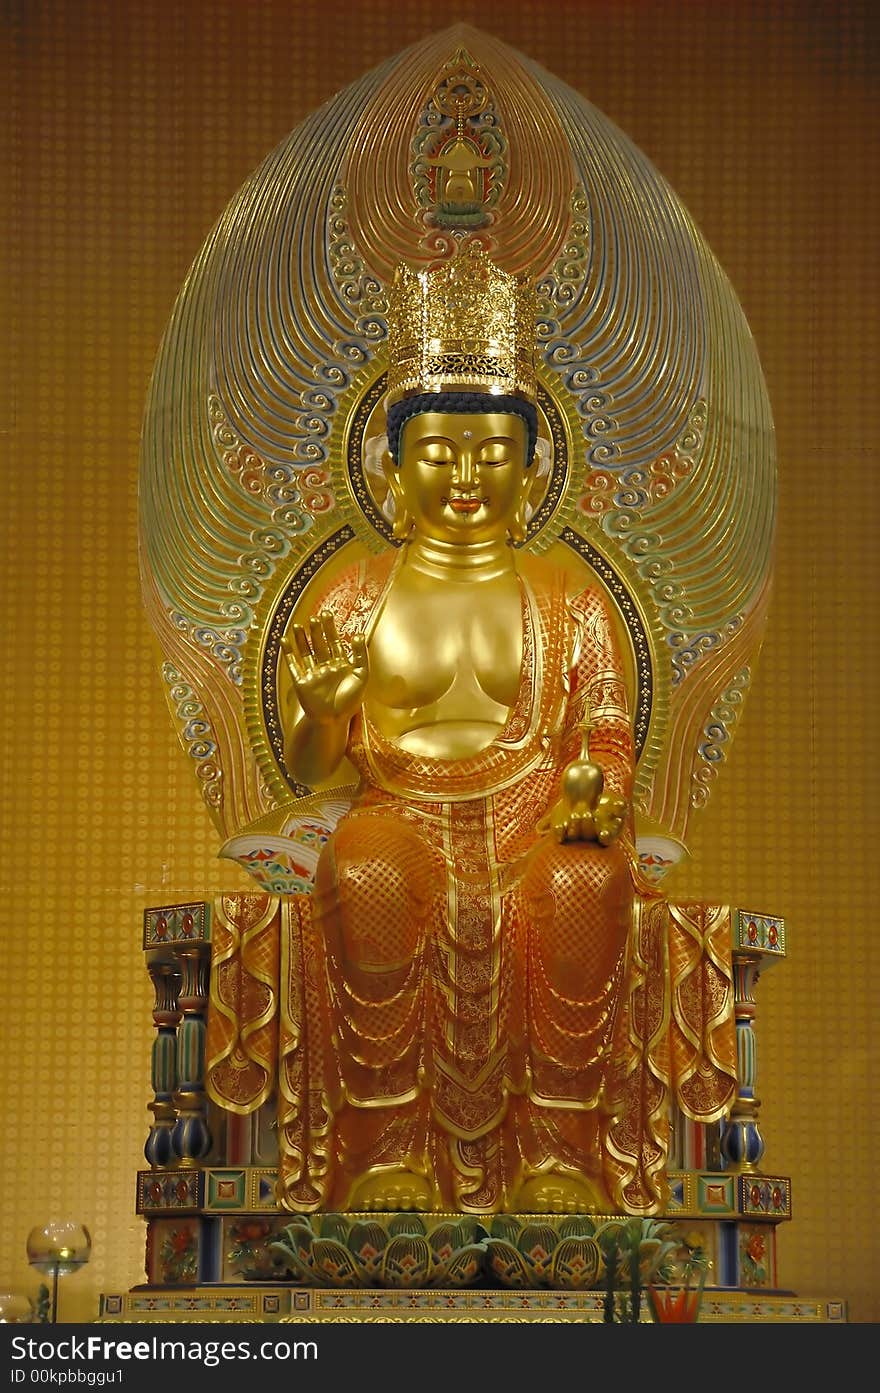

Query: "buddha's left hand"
<box><xmin>593</xmin><ymin>790</ymin><xmax>627</xmax><ymax>846</ymax></box>
<box><xmin>543</xmin><ymin>787</ymin><xmax>628</xmax><ymax>846</ymax></box>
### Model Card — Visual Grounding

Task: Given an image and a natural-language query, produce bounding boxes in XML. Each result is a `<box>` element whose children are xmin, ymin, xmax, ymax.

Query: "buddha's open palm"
<box><xmin>282</xmin><ymin>612</ymin><xmax>369</xmax><ymax>723</ymax></box>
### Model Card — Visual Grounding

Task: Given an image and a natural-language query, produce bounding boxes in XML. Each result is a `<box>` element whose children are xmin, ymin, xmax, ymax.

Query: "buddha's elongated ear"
<box><xmin>381</xmin><ymin>448</ymin><xmax>413</xmax><ymax>540</ymax></box>
<box><xmin>508</xmin><ymin>462</ymin><xmax>534</xmax><ymax>546</ymax></box>
<box><xmin>508</xmin><ymin>505</ymin><xmax>527</xmax><ymax>546</ymax></box>
<box><xmin>521</xmin><ymin>435</ymin><xmax>552</xmax><ymax>523</ymax></box>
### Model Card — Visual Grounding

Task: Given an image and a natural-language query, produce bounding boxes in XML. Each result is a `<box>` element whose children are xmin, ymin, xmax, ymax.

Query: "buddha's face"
<box><xmin>394</xmin><ymin>411</ymin><xmax>530</xmax><ymax>545</ymax></box>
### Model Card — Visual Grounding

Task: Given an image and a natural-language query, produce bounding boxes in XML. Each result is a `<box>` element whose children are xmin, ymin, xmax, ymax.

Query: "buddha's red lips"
<box><xmin>446</xmin><ymin>496</ymin><xmax>486</xmax><ymax>514</ymax></box>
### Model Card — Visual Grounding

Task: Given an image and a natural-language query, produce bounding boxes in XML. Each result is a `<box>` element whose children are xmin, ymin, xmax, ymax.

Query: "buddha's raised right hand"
<box><xmin>282</xmin><ymin>612</ymin><xmax>370</xmax><ymax>724</ymax></box>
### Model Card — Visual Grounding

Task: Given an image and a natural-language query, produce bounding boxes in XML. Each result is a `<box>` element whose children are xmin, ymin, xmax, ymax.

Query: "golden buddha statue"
<box><xmin>275</xmin><ymin>251</ymin><xmax>634</xmax><ymax>1215</ymax></box>
<box><xmin>140</xmin><ymin>29</ymin><xmax>775</xmax><ymax>1226</ymax></box>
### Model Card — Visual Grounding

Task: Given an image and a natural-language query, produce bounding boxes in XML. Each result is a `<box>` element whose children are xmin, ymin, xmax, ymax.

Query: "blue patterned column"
<box><xmin>144</xmin><ymin>957</ymin><xmax>182</xmax><ymax>1168</ymax></box>
<box><xmin>143</xmin><ymin>903</ymin><xmax>213</xmax><ymax>1169</ymax></box>
<box><xmin>172</xmin><ymin>942</ymin><xmax>213</xmax><ymax>1166</ymax></box>
<box><xmin>720</xmin><ymin>911</ymin><xmax>786</xmax><ymax>1171</ymax></box>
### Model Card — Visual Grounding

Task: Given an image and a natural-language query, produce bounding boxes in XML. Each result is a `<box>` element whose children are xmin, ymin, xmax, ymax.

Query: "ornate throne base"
<box><xmin>101</xmin><ymin>898</ymin><xmax>847</xmax><ymax>1323</ymax></box>
<box><xmin>101</xmin><ymin>1286</ymin><xmax>846</xmax><ymax>1326</ymax></box>
<box><xmin>98</xmin><ymin>1172</ymin><xmax>845</xmax><ymax>1324</ymax></box>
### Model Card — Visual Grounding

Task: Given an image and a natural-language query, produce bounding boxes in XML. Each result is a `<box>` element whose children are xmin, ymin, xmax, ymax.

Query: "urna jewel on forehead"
<box><xmin>385</xmin><ymin>247</ymin><xmax>538</xmax><ymax>406</ymax></box>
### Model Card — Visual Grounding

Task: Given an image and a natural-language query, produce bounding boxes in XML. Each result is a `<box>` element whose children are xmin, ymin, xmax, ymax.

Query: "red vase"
<box><xmin>647</xmin><ymin>1279</ymin><xmax>705</xmax><ymax>1323</ymax></box>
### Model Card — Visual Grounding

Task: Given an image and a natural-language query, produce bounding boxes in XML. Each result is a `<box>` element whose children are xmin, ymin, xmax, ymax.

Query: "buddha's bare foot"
<box><xmin>347</xmin><ymin>1168</ymin><xmax>436</xmax><ymax>1213</ymax></box>
<box><xmin>512</xmin><ymin>1173</ymin><xmax>605</xmax><ymax>1215</ymax></box>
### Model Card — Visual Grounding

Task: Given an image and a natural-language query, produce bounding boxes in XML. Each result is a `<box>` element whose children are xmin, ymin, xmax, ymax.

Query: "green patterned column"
<box><xmin>144</xmin><ymin>957</ymin><xmax>182</xmax><ymax>1169</ymax></box>
<box><xmin>172</xmin><ymin>942</ymin><xmax>213</xmax><ymax>1166</ymax></box>
<box><xmin>720</xmin><ymin>911</ymin><xmax>786</xmax><ymax>1171</ymax></box>
<box><xmin>143</xmin><ymin>903</ymin><xmax>213</xmax><ymax>1169</ymax></box>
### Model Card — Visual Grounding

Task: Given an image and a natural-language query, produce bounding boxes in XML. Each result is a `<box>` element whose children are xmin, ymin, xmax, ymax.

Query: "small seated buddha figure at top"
<box><xmin>277</xmin><ymin>249</ymin><xmax>639</xmax><ymax>1216</ymax></box>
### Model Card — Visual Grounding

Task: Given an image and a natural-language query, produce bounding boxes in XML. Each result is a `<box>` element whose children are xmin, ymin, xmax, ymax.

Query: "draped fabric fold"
<box><xmin>205</xmin><ymin>893</ymin><xmax>281</xmax><ymax>1115</ymax></box>
<box><xmin>602</xmin><ymin>893</ymin><xmax>737</xmax><ymax>1213</ymax></box>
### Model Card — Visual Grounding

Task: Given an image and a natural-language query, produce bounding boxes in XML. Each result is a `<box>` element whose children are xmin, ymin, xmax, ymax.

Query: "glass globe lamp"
<box><xmin>26</xmin><ymin>1222</ymin><xmax>91</xmax><ymax>1323</ymax></box>
<box><xmin>0</xmin><ymin>1291</ymin><xmax>34</xmax><ymax>1323</ymax></box>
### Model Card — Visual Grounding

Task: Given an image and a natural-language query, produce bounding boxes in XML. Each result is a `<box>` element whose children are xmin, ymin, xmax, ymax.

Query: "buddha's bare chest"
<box><xmin>366</xmin><ymin>574</ymin><xmax>523</xmax><ymax>745</ymax></box>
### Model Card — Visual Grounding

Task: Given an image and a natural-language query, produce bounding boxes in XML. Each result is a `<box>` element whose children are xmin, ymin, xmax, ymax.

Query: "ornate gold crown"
<box><xmin>385</xmin><ymin>247</ymin><xmax>537</xmax><ymax>406</ymax></box>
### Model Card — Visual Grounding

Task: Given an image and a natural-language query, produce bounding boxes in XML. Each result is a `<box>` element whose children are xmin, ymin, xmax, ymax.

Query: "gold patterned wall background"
<box><xmin>2</xmin><ymin>0</ymin><xmax>877</xmax><ymax>1321</ymax></box>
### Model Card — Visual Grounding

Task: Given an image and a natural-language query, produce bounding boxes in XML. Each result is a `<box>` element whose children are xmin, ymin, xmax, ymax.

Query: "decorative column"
<box><xmin>144</xmin><ymin>956</ymin><xmax>182</xmax><ymax>1168</ymax></box>
<box><xmin>142</xmin><ymin>903</ymin><xmax>213</xmax><ymax>1169</ymax></box>
<box><xmin>172</xmin><ymin>942</ymin><xmax>213</xmax><ymax>1167</ymax></box>
<box><xmin>720</xmin><ymin>910</ymin><xmax>786</xmax><ymax>1171</ymax></box>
